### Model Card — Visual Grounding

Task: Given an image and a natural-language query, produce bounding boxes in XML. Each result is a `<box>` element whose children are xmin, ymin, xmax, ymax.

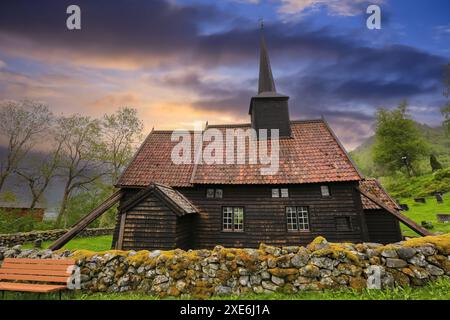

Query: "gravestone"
<box><xmin>34</xmin><ymin>238</ymin><xmax>43</xmax><ymax>249</ymax></box>
<box><xmin>435</xmin><ymin>193</ymin><xmax>443</xmax><ymax>203</ymax></box>
<box><xmin>414</xmin><ymin>198</ymin><xmax>426</xmax><ymax>203</ymax></box>
<box><xmin>399</xmin><ymin>204</ymin><xmax>409</xmax><ymax>211</ymax></box>
<box><xmin>436</xmin><ymin>214</ymin><xmax>450</xmax><ymax>223</ymax></box>
<box><xmin>421</xmin><ymin>221</ymin><xmax>434</xmax><ymax>229</ymax></box>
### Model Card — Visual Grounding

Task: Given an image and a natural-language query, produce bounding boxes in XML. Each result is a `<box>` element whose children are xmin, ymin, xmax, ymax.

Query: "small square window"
<box><xmin>280</xmin><ymin>188</ymin><xmax>289</xmax><ymax>198</ymax></box>
<box><xmin>215</xmin><ymin>189</ymin><xmax>223</xmax><ymax>199</ymax></box>
<box><xmin>321</xmin><ymin>185</ymin><xmax>330</xmax><ymax>197</ymax></box>
<box><xmin>206</xmin><ymin>188</ymin><xmax>215</xmax><ymax>198</ymax></box>
<box><xmin>272</xmin><ymin>188</ymin><xmax>280</xmax><ymax>198</ymax></box>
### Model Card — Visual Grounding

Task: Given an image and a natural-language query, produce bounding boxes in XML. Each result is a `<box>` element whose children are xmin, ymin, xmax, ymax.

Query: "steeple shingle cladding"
<box><xmin>117</xmin><ymin>119</ymin><xmax>362</xmax><ymax>187</ymax></box>
<box><xmin>258</xmin><ymin>29</ymin><xmax>276</xmax><ymax>94</ymax></box>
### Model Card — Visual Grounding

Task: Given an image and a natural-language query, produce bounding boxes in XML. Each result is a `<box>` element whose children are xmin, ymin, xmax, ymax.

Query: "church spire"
<box><xmin>258</xmin><ymin>22</ymin><xmax>276</xmax><ymax>94</ymax></box>
<box><xmin>250</xmin><ymin>22</ymin><xmax>291</xmax><ymax>138</ymax></box>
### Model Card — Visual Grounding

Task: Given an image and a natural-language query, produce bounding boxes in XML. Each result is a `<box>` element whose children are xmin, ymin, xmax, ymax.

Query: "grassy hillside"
<box><xmin>350</xmin><ymin>122</ymin><xmax>450</xmax><ymax>178</ymax></box>
<box><xmin>398</xmin><ymin>193</ymin><xmax>450</xmax><ymax>237</ymax></box>
<box><xmin>380</xmin><ymin>167</ymin><xmax>450</xmax><ymax>199</ymax></box>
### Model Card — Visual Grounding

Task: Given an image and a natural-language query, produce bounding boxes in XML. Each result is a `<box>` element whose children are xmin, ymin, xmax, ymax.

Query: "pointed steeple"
<box><xmin>258</xmin><ymin>23</ymin><xmax>276</xmax><ymax>94</ymax></box>
<box><xmin>249</xmin><ymin>22</ymin><xmax>291</xmax><ymax>138</ymax></box>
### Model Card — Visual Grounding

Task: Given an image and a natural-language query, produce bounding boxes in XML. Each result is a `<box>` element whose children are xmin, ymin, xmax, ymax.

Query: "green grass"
<box><xmin>399</xmin><ymin>193</ymin><xmax>450</xmax><ymax>237</ymax></box>
<box><xmin>2</xmin><ymin>277</ymin><xmax>449</xmax><ymax>300</ymax></box>
<box><xmin>382</xmin><ymin>168</ymin><xmax>450</xmax><ymax>199</ymax></box>
<box><xmin>22</xmin><ymin>235</ymin><xmax>113</xmax><ymax>251</ymax></box>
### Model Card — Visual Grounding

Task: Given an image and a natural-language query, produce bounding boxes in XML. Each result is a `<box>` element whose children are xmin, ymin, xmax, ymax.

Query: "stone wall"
<box><xmin>0</xmin><ymin>228</ymin><xmax>114</xmax><ymax>247</ymax></box>
<box><xmin>0</xmin><ymin>234</ymin><xmax>449</xmax><ymax>298</ymax></box>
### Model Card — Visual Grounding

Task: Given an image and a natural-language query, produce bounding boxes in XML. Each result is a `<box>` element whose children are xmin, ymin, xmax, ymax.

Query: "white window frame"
<box><xmin>280</xmin><ymin>188</ymin><xmax>289</xmax><ymax>198</ymax></box>
<box><xmin>286</xmin><ymin>207</ymin><xmax>298</xmax><ymax>231</ymax></box>
<box><xmin>272</xmin><ymin>188</ymin><xmax>280</xmax><ymax>198</ymax></box>
<box><xmin>286</xmin><ymin>206</ymin><xmax>310</xmax><ymax>231</ymax></box>
<box><xmin>222</xmin><ymin>207</ymin><xmax>233</xmax><ymax>231</ymax></box>
<box><xmin>297</xmin><ymin>206</ymin><xmax>310</xmax><ymax>231</ymax></box>
<box><xmin>321</xmin><ymin>185</ymin><xmax>330</xmax><ymax>197</ymax></box>
<box><xmin>222</xmin><ymin>206</ymin><xmax>244</xmax><ymax>232</ymax></box>
<box><xmin>233</xmin><ymin>207</ymin><xmax>244</xmax><ymax>231</ymax></box>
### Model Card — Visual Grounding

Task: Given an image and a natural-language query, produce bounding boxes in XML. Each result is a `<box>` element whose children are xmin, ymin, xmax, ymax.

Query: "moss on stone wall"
<box><xmin>1</xmin><ymin>234</ymin><xmax>449</xmax><ymax>299</ymax></box>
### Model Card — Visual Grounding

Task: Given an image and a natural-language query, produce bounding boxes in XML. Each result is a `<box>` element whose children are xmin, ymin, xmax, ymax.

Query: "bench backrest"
<box><xmin>0</xmin><ymin>258</ymin><xmax>76</xmax><ymax>285</ymax></box>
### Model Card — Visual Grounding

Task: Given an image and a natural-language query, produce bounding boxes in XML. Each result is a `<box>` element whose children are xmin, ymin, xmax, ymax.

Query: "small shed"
<box><xmin>112</xmin><ymin>184</ymin><xmax>198</xmax><ymax>251</ymax></box>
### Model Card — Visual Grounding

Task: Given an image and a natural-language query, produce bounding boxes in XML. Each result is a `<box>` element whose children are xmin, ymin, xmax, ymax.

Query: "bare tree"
<box><xmin>101</xmin><ymin>107</ymin><xmax>143</xmax><ymax>184</ymax></box>
<box><xmin>15</xmin><ymin>129</ymin><xmax>64</xmax><ymax>208</ymax></box>
<box><xmin>54</xmin><ymin>115</ymin><xmax>108</xmax><ymax>227</ymax></box>
<box><xmin>0</xmin><ymin>100</ymin><xmax>52</xmax><ymax>193</ymax></box>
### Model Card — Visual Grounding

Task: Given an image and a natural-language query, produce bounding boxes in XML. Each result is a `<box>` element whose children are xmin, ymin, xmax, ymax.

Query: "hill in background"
<box><xmin>350</xmin><ymin>122</ymin><xmax>450</xmax><ymax>199</ymax></box>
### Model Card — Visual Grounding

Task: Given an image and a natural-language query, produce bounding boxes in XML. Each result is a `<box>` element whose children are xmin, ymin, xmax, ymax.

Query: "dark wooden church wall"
<box><xmin>179</xmin><ymin>181</ymin><xmax>365</xmax><ymax>249</ymax></box>
<box><xmin>365</xmin><ymin>209</ymin><xmax>402</xmax><ymax>244</ymax></box>
<box><xmin>113</xmin><ymin>182</ymin><xmax>393</xmax><ymax>251</ymax></box>
<box><xmin>175</xmin><ymin>215</ymin><xmax>195</xmax><ymax>250</ymax></box>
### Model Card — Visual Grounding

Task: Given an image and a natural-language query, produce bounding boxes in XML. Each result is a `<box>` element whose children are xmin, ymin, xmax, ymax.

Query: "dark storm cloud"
<box><xmin>0</xmin><ymin>0</ymin><xmax>447</xmax><ymax>145</ymax></box>
<box><xmin>0</xmin><ymin>0</ymin><xmax>227</xmax><ymax>65</ymax></box>
<box><xmin>1</xmin><ymin>0</ymin><xmax>446</xmax><ymax>70</ymax></box>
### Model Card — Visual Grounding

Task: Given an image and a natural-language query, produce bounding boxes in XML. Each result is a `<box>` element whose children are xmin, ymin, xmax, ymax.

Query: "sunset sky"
<box><xmin>0</xmin><ymin>0</ymin><xmax>449</xmax><ymax>150</ymax></box>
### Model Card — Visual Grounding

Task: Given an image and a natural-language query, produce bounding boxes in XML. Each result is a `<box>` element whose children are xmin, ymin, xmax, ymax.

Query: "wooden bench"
<box><xmin>0</xmin><ymin>258</ymin><xmax>76</xmax><ymax>299</ymax></box>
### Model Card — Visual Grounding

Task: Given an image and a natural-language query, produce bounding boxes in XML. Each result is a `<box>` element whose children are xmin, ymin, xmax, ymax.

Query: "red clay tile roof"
<box><xmin>359</xmin><ymin>178</ymin><xmax>400</xmax><ymax>211</ymax></box>
<box><xmin>117</xmin><ymin>119</ymin><xmax>362</xmax><ymax>187</ymax></box>
<box><xmin>117</xmin><ymin>130</ymin><xmax>195</xmax><ymax>187</ymax></box>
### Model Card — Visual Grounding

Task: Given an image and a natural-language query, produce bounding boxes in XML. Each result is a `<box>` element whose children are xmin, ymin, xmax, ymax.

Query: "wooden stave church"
<box><xmin>110</xmin><ymin>33</ymin><xmax>408</xmax><ymax>251</ymax></box>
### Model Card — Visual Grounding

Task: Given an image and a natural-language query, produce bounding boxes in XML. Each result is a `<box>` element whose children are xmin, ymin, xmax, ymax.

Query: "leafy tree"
<box><xmin>430</xmin><ymin>154</ymin><xmax>443</xmax><ymax>172</ymax></box>
<box><xmin>54</xmin><ymin>115</ymin><xmax>108</xmax><ymax>227</ymax></box>
<box><xmin>0</xmin><ymin>100</ymin><xmax>52</xmax><ymax>192</ymax></box>
<box><xmin>373</xmin><ymin>101</ymin><xmax>428</xmax><ymax>176</ymax></box>
<box><xmin>101</xmin><ymin>107</ymin><xmax>143</xmax><ymax>184</ymax></box>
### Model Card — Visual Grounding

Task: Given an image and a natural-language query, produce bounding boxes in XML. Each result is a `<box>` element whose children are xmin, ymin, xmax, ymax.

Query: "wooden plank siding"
<box><xmin>122</xmin><ymin>195</ymin><xmax>177</xmax><ymax>250</ymax></box>
<box><xmin>112</xmin><ymin>190</ymin><xmax>195</xmax><ymax>250</ymax></box>
<box><xmin>364</xmin><ymin>209</ymin><xmax>402</xmax><ymax>244</ymax></box>
<box><xmin>179</xmin><ymin>182</ymin><xmax>365</xmax><ymax>249</ymax></box>
<box><xmin>112</xmin><ymin>182</ymin><xmax>406</xmax><ymax>250</ymax></box>
<box><xmin>176</xmin><ymin>215</ymin><xmax>195</xmax><ymax>250</ymax></box>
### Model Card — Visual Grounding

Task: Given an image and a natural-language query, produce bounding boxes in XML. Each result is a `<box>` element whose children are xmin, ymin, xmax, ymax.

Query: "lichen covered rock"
<box><xmin>1</xmin><ymin>234</ymin><xmax>449</xmax><ymax>298</ymax></box>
